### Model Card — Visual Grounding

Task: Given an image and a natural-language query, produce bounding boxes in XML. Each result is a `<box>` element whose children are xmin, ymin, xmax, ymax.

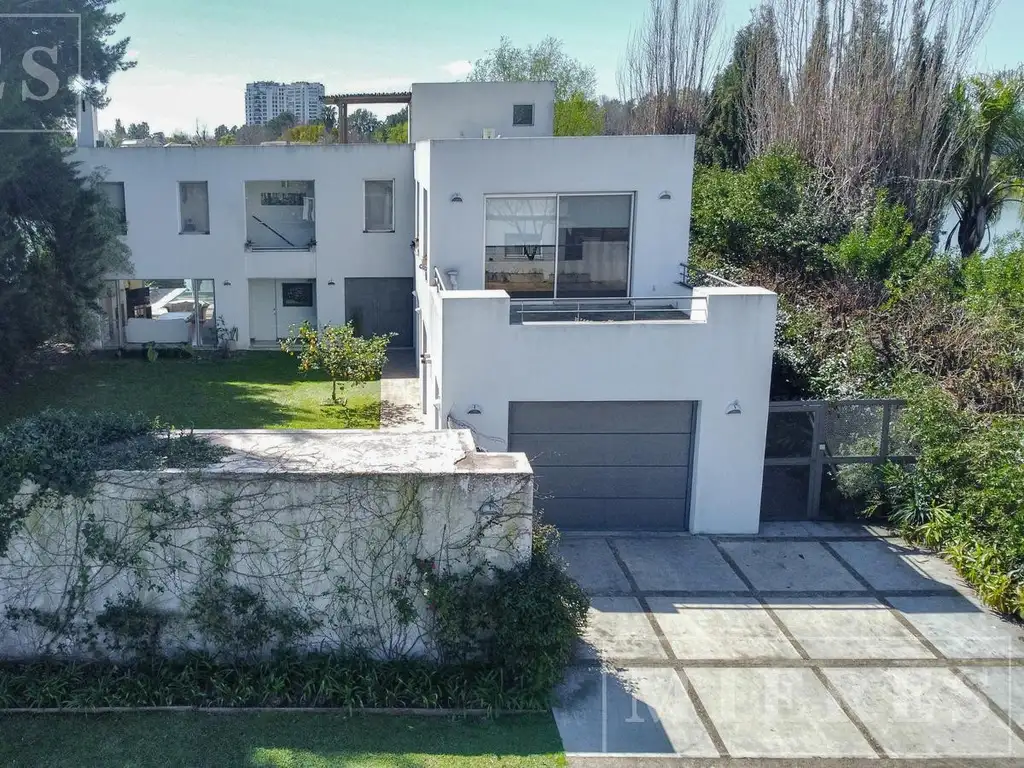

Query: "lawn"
<box><xmin>0</xmin><ymin>712</ymin><xmax>566</xmax><ymax>767</ymax></box>
<box><xmin>0</xmin><ymin>352</ymin><xmax>381</xmax><ymax>429</ymax></box>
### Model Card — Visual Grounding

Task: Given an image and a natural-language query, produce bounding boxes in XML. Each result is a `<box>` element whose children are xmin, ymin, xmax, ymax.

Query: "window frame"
<box><xmin>512</xmin><ymin>103</ymin><xmax>535</xmax><ymax>127</ymax></box>
<box><xmin>483</xmin><ymin>191</ymin><xmax>636</xmax><ymax>298</ymax></box>
<box><xmin>363</xmin><ymin>178</ymin><xmax>396</xmax><ymax>234</ymax></box>
<box><xmin>178</xmin><ymin>181</ymin><xmax>211</xmax><ymax>235</ymax></box>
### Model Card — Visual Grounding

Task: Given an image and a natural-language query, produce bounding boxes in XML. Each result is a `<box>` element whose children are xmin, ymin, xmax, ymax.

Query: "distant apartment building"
<box><xmin>245</xmin><ymin>81</ymin><xmax>325</xmax><ymax>126</ymax></box>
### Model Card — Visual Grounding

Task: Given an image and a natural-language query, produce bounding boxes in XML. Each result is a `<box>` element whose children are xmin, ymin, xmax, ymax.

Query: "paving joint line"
<box><xmin>709</xmin><ymin>537</ymin><xmax>887</xmax><ymax>758</ymax></box>
<box><xmin>604</xmin><ymin>537</ymin><xmax>730</xmax><ymax>759</ymax></box>
<box><xmin>586</xmin><ymin>588</ymin><xmax>960</xmax><ymax>599</ymax></box>
<box><xmin>570</xmin><ymin>657</ymin><xmax>1024</xmax><ymax>669</ymax></box>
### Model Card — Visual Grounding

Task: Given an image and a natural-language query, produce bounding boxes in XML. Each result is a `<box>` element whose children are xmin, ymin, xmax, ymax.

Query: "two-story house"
<box><xmin>74</xmin><ymin>81</ymin><xmax>777</xmax><ymax>536</ymax></box>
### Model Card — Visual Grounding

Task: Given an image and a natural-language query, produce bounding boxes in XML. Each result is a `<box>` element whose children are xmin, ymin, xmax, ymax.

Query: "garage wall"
<box><xmin>437</xmin><ymin>286</ymin><xmax>778</xmax><ymax>534</ymax></box>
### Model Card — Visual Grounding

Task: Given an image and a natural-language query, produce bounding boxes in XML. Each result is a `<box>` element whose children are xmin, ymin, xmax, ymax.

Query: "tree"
<box><xmin>374</xmin><ymin>108</ymin><xmax>408</xmax><ymax>143</ymax></box>
<box><xmin>944</xmin><ymin>72</ymin><xmax>1024</xmax><ymax>259</ymax></box>
<box><xmin>619</xmin><ymin>0</ymin><xmax>727</xmax><ymax>135</ymax></box>
<box><xmin>468</xmin><ymin>36</ymin><xmax>596</xmax><ymax>101</ymax></box>
<box><xmin>320</xmin><ymin>106</ymin><xmax>337</xmax><ymax>143</ymax></box>
<box><xmin>0</xmin><ymin>1</ymin><xmax>133</xmax><ymax>377</ymax></box>
<box><xmin>347</xmin><ymin>109</ymin><xmax>382</xmax><ymax>142</ymax></box>
<box><xmin>265</xmin><ymin>111</ymin><xmax>297</xmax><ymax>139</ymax></box>
<box><xmin>281</xmin><ymin>322</ymin><xmax>394</xmax><ymax>404</ymax></box>
<box><xmin>554</xmin><ymin>93</ymin><xmax>604</xmax><ymax>136</ymax></box>
<box><xmin>287</xmin><ymin>124</ymin><xmax>325</xmax><ymax>143</ymax></box>
<box><xmin>111</xmin><ymin>119</ymin><xmax>127</xmax><ymax>147</ymax></box>
<box><xmin>214</xmin><ymin>124</ymin><xmax>231</xmax><ymax>141</ymax></box>
<box><xmin>127</xmin><ymin>121</ymin><xmax>151</xmax><ymax>139</ymax></box>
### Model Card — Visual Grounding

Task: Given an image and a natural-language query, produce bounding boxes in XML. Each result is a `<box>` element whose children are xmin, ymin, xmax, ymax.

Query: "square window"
<box><xmin>364</xmin><ymin>179</ymin><xmax>395</xmax><ymax>232</ymax></box>
<box><xmin>281</xmin><ymin>282</ymin><xmax>314</xmax><ymax>307</ymax></box>
<box><xmin>512</xmin><ymin>104</ymin><xmax>534</xmax><ymax>127</ymax></box>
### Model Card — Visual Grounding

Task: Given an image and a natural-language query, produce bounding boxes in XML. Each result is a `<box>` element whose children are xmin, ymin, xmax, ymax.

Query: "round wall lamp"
<box><xmin>222</xmin><ymin>280</ymin><xmax>231</xmax><ymax>286</ymax></box>
<box><xmin>658</xmin><ymin>190</ymin><xmax>672</xmax><ymax>200</ymax></box>
<box><xmin>450</xmin><ymin>193</ymin><xmax>463</xmax><ymax>203</ymax></box>
<box><xmin>726</xmin><ymin>399</ymin><xmax>742</xmax><ymax>415</ymax></box>
<box><xmin>327</xmin><ymin>279</ymin><xmax>336</xmax><ymax>286</ymax></box>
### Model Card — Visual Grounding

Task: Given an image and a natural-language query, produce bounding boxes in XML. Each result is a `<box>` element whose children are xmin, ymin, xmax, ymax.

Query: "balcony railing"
<box><xmin>509</xmin><ymin>296</ymin><xmax>705</xmax><ymax>324</ymax></box>
<box><xmin>678</xmin><ymin>263</ymin><xmax>741</xmax><ymax>288</ymax></box>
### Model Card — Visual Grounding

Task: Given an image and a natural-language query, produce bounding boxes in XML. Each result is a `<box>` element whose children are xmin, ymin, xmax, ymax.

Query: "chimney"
<box><xmin>76</xmin><ymin>97</ymin><xmax>99</xmax><ymax>147</ymax></box>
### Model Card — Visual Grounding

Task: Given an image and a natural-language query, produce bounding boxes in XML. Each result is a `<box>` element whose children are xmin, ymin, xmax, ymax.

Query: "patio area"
<box><xmin>555</xmin><ymin>523</ymin><xmax>1024</xmax><ymax>762</ymax></box>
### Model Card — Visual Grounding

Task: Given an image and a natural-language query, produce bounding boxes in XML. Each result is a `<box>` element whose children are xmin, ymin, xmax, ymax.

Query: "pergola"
<box><xmin>324</xmin><ymin>91</ymin><xmax>412</xmax><ymax>144</ymax></box>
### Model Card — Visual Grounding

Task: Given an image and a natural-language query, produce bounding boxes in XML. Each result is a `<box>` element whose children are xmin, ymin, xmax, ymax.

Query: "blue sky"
<box><xmin>100</xmin><ymin>0</ymin><xmax>1024</xmax><ymax>133</ymax></box>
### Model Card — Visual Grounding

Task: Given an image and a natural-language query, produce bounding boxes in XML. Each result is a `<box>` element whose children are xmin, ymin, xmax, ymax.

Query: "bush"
<box><xmin>870</xmin><ymin>386</ymin><xmax>1024</xmax><ymax>616</ymax></box>
<box><xmin>423</xmin><ymin>525</ymin><xmax>589</xmax><ymax>701</ymax></box>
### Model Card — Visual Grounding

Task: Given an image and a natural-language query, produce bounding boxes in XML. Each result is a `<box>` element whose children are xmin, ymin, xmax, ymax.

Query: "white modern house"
<box><xmin>73</xmin><ymin>80</ymin><xmax>777</xmax><ymax>535</ymax></box>
<box><xmin>245</xmin><ymin>81</ymin><xmax>326</xmax><ymax>126</ymax></box>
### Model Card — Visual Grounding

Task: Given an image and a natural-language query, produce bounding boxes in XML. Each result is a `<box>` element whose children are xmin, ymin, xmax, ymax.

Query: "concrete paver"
<box><xmin>579</xmin><ymin>597</ymin><xmax>667</xmax><ymax>660</ymax></box>
<box><xmin>768</xmin><ymin>597</ymin><xmax>934</xmax><ymax>659</ymax></box>
<box><xmin>686</xmin><ymin>667</ymin><xmax>876</xmax><ymax>758</ymax></box>
<box><xmin>889</xmin><ymin>595</ymin><xmax>1024</xmax><ymax>659</ymax></box>
<box><xmin>613</xmin><ymin>537</ymin><xmax>747</xmax><ymax>592</ymax></box>
<box><xmin>829</xmin><ymin>539</ymin><xmax>966</xmax><ymax>592</ymax></box>
<box><xmin>717</xmin><ymin>540</ymin><xmax>868</xmax><ymax>592</ymax></box>
<box><xmin>647</xmin><ymin>597</ymin><xmax>800</xmax><ymax>661</ymax></box>
<box><xmin>559</xmin><ymin>538</ymin><xmax>631</xmax><ymax>593</ymax></box>
<box><xmin>553</xmin><ymin>667</ymin><xmax>717</xmax><ymax>756</ymax></box>
<box><xmin>825</xmin><ymin>667</ymin><xmax>1024</xmax><ymax>758</ymax></box>
<box><xmin>961</xmin><ymin>666</ymin><xmax>1024</xmax><ymax>729</ymax></box>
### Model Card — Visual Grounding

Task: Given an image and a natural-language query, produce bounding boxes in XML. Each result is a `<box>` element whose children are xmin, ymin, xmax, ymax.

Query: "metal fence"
<box><xmin>761</xmin><ymin>399</ymin><xmax>915</xmax><ymax>521</ymax></box>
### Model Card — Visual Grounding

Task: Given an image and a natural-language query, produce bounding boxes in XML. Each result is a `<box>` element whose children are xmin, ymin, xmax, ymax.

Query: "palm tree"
<box><xmin>320</xmin><ymin>105</ymin><xmax>337</xmax><ymax>144</ymax></box>
<box><xmin>945</xmin><ymin>72</ymin><xmax>1024</xmax><ymax>259</ymax></box>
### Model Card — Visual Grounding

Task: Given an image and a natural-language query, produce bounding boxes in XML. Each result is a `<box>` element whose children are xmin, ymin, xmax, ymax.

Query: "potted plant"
<box><xmin>215</xmin><ymin>315</ymin><xmax>238</xmax><ymax>357</ymax></box>
<box><xmin>244</xmin><ymin>239</ymin><xmax>254</xmax><ymax>252</ymax></box>
<box><xmin>307</xmin><ymin>237</ymin><xmax>317</xmax><ymax>251</ymax></box>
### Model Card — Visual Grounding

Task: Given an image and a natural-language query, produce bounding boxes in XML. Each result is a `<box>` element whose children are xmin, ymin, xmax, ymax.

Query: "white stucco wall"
<box><xmin>415</xmin><ymin>135</ymin><xmax>695</xmax><ymax>296</ymax></box>
<box><xmin>433</xmin><ymin>287</ymin><xmax>778</xmax><ymax>534</ymax></box>
<box><xmin>73</xmin><ymin>144</ymin><xmax>414</xmax><ymax>346</ymax></box>
<box><xmin>410</xmin><ymin>81</ymin><xmax>555</xmax><ymax>142</ymax></box>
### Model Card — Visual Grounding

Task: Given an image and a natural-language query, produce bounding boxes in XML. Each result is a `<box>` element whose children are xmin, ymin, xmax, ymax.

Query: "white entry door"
<box><xmin>248</xmin><ymin>279</ymin><xmax>278</xmax><ymax>342</ymax></box>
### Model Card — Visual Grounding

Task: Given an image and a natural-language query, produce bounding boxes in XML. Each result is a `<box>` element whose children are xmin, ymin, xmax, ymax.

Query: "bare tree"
<box><xmin>618</xmin><ymin>0</ymin><xmax>728</xmax><ymax>135</ymax></box>
<box><xmin>744</xmin><ymin>0</ymin><xmax>997</xmax><ymax>228</ymax></box>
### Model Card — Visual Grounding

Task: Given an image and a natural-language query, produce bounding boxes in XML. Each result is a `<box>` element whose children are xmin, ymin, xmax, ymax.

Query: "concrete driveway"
<box><xmin>554</xmin><ymin>523</ymin><xmax>1024</xmax><ymax>764</ymax></box>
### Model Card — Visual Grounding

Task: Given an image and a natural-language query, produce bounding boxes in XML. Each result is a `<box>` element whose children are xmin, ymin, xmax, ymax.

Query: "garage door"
<box><xmin>344</xmin><ymin>278</ymin><xmax>414</xmax><ymax>347</ymax></box>
<box><xmin>508</xmin><ymin>401</ymin><xmax>695</xmax><ymax>531</ymax></box>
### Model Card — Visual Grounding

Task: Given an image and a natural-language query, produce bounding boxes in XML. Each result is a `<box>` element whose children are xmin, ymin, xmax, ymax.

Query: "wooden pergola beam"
<box><xmin>325</xmin><ymin>92</ymin><xmax>412</xmax><ymax>143</ymax></box>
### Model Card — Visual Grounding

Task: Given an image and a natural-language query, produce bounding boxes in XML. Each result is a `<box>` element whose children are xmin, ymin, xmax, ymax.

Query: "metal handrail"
<box><xmin>509</xmin><ymin>295</ymin><xmax>704</xmax><ymax>324</ymax></box>
<box><xmin>678</xmin><ymin>263</ymin><xmax>741</xmax><ymax>288</ymax></box>
<box><xmin>432</xmin><ymin>268</ymin><xmax>447</xmax><ymax>292</ymax></box>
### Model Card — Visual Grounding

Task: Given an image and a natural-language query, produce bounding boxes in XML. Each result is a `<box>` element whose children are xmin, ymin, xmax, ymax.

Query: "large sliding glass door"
<box><xmin>485</xmin><ymin>193</ymin><xmax>633</xmax><ymax>298</ymax></box>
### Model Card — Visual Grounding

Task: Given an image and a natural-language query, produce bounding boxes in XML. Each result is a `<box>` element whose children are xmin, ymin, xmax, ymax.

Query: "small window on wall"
<box><xmin>99</xmin><ymin>182</ymin><xmax>127</xmax><ymax>234</ymax></box>
<box><xmin>281</xmin><ymin>282</ymin><xmax>314</xmax><ymax>307</ymax></box>
<box><xmin>512</xmin><ymin>104</ymin><xmax>534</xmax><ymax>127</ymax></box>
<box><xmin>364</xmin><ymin>179</ymin><xmax>395</xmax><ymax>233</ymax></box>
<box><xmin>179</xmin><ymin>182</ymin><xmax>210</xmax><ymax>234</ymax></box>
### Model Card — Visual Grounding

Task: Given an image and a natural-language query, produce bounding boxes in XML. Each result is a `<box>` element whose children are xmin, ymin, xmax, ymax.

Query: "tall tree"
<box><xmin>0</xmin><ymin>1</ymin><xmax>133</xmax><ymax>376</ymax></box>
<box><xmin>944</xmin><ymin>72</ymin><xmax>1024</xmax><ymax>258</ymax></box>
<box><xmin>619</xmin><ymin>0</ymin><xmax>726</xmax><ymax>135</ymax></box>
<box><xmin>347</xmin><ymin>108</ymin><xmax>382</xmax><ymax>142</ymax></box>
<box><xmin>127</xmin><ymin>121</ymin><xmax>150</xmax><ymax>139</ymax></box>
<box><xmin>468</xmin><ymin>36</ymin><xmax>597</xmax><ymax>101</ymax></box>
<box><xmin>554</xmin><ymin>93</ymin><xmax>605</xmax><ymax>136</ymax></box>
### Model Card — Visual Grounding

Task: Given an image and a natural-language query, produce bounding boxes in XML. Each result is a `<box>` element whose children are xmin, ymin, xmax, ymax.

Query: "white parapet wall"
<box><xmin>432</xmin><ymin>287</ymin><xmax>778</xmax><ymax>535</ymax></box>
<box><xmin>0</xmin><ymin>430</ymin><xmax>532</xmax><ymax>660</ymax></box>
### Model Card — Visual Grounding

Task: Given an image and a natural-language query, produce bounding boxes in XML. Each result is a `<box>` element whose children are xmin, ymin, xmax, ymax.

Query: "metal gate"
<box><xmin>761</xmin><ymin>399</ymin><xmax>914</xmax><ymax>521</ymax></box>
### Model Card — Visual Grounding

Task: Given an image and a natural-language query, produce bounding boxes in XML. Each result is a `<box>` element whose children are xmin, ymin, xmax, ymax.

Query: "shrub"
<box><xmin>423</xmin><ymin>525</ymin><xmax>589</xmax><ymax>700</ymax></box>
<box><xmin>281</xmin><ymin>321</ymin><xmax>393</xmax><ymax>404</ymax></box>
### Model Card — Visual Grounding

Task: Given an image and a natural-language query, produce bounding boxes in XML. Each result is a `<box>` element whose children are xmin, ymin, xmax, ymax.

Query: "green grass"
<box><xmin>1</xmin><ymin>352</ymin><xmax>380</xmax><ymax>430</ymax></box>
<box><xmin>0</xmin><ymin>712</ymin><xmax>566</xmax><ymax>767</ymax></box>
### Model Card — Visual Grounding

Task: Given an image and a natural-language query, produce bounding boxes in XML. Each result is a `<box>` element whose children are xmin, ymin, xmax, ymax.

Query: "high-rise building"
<box><xmin>245</xmin><ymin>81</ymin><xmax>326</xmax><ymax>126</ymax></box>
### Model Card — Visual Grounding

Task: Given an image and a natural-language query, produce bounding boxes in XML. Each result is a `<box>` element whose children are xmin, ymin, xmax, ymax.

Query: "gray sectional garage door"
<box><xmin>508</xmin><ymin>401</ymin><xmax>695</xmax><ymax>531</ymax></box>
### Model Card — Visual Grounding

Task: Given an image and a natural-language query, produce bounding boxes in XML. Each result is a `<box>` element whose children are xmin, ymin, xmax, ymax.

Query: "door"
<box><xmin>248</xmin><ymin>279</ymin><xmax>277</xmax><ymax>342</ymax></box>
<box><xmin>345</xmin><ymin>278</ymin><xmax>414</xmax><ymax>346</ymax></box>
<box><xmin>508</xmin><ymin>401</ymin><xmax>696</xmax><ymax>531</ymax></box>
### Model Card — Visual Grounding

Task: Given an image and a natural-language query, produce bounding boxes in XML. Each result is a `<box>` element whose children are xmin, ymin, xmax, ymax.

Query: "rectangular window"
<box><xmin>179</xmin><ymin>182</ymin><xmax>210</xmax><ymax>234</ymax></box>
<box><xmin>245</xmin><ymin>180</ymin><xmax>315</xmax><ymax>250</ymax></box>
<box><xmin>281</xmin><ymin>282</ymin><xmax>314</xmax><ymax>307</ymax></box>
<box><xmin>99</xmin><ymin>181</ymin><xmax>127</xmax><ymax>234</ymax></box>
<box><xmin>512</xmin><ymin>104</ymin><xmax>534</xmax><ymax>127</ymax></box>
<box><xmin>364</xmin><ymin>179</ymin><xmax>395</xmax><ymax>232</ymax></box>
<box><xmin>485</xmin><ymin>193</ymin><xmax>633</xmax><ymax>298</ymax></box>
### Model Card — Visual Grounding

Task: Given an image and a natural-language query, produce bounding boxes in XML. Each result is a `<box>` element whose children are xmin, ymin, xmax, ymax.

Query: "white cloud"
<box><xmin>441</xmin><ymin>60</ymin><xmax>472</xmax><ymax>78</ymax></box>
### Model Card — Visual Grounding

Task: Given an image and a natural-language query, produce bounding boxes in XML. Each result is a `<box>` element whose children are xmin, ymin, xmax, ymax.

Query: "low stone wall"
<box><xmin>0</xmin><ymin>430</ymin><xmax>533</xmax><ymax>661</ymax></box>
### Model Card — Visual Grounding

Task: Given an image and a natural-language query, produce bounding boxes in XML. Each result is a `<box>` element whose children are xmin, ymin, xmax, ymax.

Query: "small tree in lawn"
<box><xmin>282</xmin><ymin>322</ymin><xmax>393</xmax><ymax>404</ymax></box>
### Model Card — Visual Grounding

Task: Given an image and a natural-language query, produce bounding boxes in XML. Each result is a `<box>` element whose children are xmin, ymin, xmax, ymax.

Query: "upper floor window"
<box><xmin>364</xmin><ymin>179</ymin><xmax>395</xmax><ymax>233</ymax></box>
<box><xmin>98</xmin><ymin>181</ymin><xmax>127</xmax><ymax>235</ymax></box>
<box><xmin>179</xmin><ymin>181</ymin><xmax>210</xmax><ymax>234</ymax></box>
<box><xmin>244</xmin><ymin>180</ymin><xmax>315</xmax><ymax>251</ymax></box>
<box><xmin>512</xmin><ymin>104</ymin><xmax>534</xmax><ymax>127</ymax></box>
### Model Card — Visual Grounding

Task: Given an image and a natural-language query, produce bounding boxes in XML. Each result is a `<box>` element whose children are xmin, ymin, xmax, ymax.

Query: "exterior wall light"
<box><xmin>659</xmin><ymin>191</ymin><xmax>672</xmax><ymax>200</ymax></box>
<box><xmin>467</xmin><ymin>404</ymin><xmax>482</xmax><ymax>415</ymax></box>
<box><xmin>726</xmin><ymin>399</ymin><xmax>742</xmax><ymax>415</ymax></box>
<box><xmin>222</xmin><ymin>280</ymin><xmax>231</xmax><ymax>286</ymax></box>
<box><xmin>450</xmin><ymin>193</ymin><xmax>463</xmax><ymax>203</ymax></box>
<box><xmin>479</xmin><ymin>499</ymin><xmax>499</xmax><ymax>516</ymax></box>
<box><xmin>327</xmin><ymin>279</ymin><xmax>336</xmax><ymax>286</ymax></box>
